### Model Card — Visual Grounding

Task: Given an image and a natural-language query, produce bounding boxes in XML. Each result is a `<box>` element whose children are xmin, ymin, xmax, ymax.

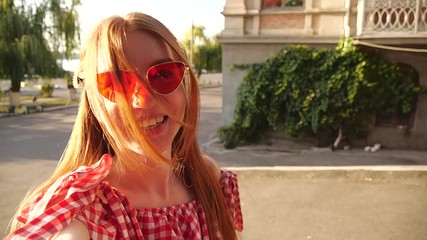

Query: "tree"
<box><xmin>180</xmin><ymin>25</ymin><xmax>221</xmax><ymax>77</ymax></box>
<box><xmin>0</xmin><ymin>0</ymin><xmax>80</xmax><ymax>106</ymax></box>
<box><xmin>203</xmin><ymin>34</ymin><xmax>222</xmax><ymax>72</ymax></box>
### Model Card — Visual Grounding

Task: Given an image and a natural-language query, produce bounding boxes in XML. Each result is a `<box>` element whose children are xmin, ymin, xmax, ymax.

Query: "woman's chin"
<box><xmin>126</xmin><ymin>141</ymin><xmax>171</xmax><ymax>158</ymax></box>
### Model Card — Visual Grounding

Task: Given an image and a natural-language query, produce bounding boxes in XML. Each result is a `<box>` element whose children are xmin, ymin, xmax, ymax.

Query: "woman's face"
<box><xmin>100</xmin><ymin>30</ymin><xmax>186</xmax><ymax>157</ymax></box>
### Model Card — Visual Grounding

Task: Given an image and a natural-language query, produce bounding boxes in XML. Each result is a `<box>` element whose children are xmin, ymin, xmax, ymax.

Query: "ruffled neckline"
<box><xmin>98</xmin><ymin>180</ymin><xmax>201</xmax><ymax>215</ymax></box>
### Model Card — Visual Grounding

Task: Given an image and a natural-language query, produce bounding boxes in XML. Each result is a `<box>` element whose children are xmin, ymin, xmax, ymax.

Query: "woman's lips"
<box><xmin>141</xmin><ymin>115</ymin><xmax>166</xmax><ymax>129</ymax></box>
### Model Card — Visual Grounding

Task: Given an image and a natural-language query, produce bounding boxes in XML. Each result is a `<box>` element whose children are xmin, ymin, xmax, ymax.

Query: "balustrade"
<box><xmin>359</xmin><ymin>0</ymin><xmax>427</xmax><ymax>35</ymax></box>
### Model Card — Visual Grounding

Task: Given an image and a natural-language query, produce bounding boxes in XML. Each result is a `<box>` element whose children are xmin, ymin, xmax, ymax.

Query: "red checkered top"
<box><xmin>5</xmin><ymin>154</ymin><xmax>243</xmax><ymax>240</ymax></box>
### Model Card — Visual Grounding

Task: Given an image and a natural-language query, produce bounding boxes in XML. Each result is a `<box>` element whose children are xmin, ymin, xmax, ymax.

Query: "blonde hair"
<box><xmin>10</xmin><ymin>12</ymin><xmax>237</xmax><ymax>239</ymax></box>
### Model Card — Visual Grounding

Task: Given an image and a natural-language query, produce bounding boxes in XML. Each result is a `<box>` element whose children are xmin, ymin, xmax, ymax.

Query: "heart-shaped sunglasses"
<box><xmin>97</xmin><ymin>61</ymin><xmax>188</xmax><ymax>102</ymax></box>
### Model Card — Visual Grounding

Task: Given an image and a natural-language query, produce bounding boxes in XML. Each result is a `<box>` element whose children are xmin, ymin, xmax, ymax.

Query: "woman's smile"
<box><xmin>140</xmin><ymin>115</ymin><xmax>167</xmax><ymax>129</ymax></box>
<box><xmin>139</xmin><ymin>115</ymin><xmax>170</xmax><ymax>137</ymax></box>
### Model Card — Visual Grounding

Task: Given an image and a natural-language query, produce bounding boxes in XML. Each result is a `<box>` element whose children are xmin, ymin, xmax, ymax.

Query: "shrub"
<box><xmin>40</xmin><ymin>81</ymin><xmax>54</xmax><ymax>97</ymax></box>
<box><xmin>219</xmin><ymin>39</ymin><xmax>424</xmax><ymax>149</ymax></box>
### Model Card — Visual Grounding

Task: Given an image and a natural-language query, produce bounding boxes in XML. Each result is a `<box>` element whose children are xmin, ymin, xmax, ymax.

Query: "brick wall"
<box><xmin>260</xmin><ymin>14</ymin><xmax>305</xmax><ymax>29</ymax></box>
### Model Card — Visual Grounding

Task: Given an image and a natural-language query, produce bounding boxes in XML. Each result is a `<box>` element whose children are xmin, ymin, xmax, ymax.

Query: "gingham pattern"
<box><xmin>220</xmin><ymin>171</ymin><xmax>243</xmax><ymax>232</ymax></box>
<box><xmin>5</xmin><ymin>154</ymin><xmax>243</xmax><ymax>240</ymax></box>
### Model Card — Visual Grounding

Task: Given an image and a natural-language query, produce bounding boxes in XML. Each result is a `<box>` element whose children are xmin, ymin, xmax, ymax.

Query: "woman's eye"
<box><xmin>153</xmin><ymin>70</ymin><xmax>173</xmax><ymax>81</ymax></box>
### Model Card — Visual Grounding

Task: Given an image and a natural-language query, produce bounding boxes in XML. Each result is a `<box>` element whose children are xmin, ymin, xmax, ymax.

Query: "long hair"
<box><xmin>9</xmin><ymin>12</ymin><xmax>237</xmax><ymax>239</ymax></box>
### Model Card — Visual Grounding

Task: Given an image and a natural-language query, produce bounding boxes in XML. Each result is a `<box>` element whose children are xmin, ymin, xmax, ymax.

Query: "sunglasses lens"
<box><xmin>97</xmin><ymin>62</ymin><xmax>186</xmax><ymax>101</ymax></box>
<box><xmin>147</xmin><ymin>62</ymin><xmax>186</xmax><ymax>94</ymax></box>
<box><xmin>97</xmin><ymin>72</ymin><xmax>135</xmax><ymax>102</ymax></box>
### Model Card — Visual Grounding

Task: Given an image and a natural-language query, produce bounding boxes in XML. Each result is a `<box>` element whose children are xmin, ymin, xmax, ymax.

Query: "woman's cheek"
<box><xmin>103</xmin><ymin>100</ymin><xmax>126</xmax><ymax>131</ymax></box>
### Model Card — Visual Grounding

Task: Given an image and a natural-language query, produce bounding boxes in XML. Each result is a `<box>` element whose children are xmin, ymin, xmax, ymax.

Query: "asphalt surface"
<box><xmin>1</xmin><ymin>85</ymin><xmax>427</xmax><ymax>239</ymax></box>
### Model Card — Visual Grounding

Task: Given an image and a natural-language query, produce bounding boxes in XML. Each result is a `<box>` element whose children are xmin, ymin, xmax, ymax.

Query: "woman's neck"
<box><xmin>106</xmin><ymin>153</ymin><xmax>194</xmax><ymax>208</ymax></box>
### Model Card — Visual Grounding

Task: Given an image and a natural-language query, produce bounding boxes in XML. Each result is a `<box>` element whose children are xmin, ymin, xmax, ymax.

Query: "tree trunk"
<box><xmin>9</xmin><ymin>91</ymin><xmax>20</xmax><ymax>107</ymax></box>
<box><xmin>332</xmin><ymin>127</ymin><xmax>343</xmax><ymax>150</ymax></box>
<box><xmin>67</xmin><ymin>88</ymin><xmax>77</xmax><ymax>101</ymax></box>
<box><xmin>10</xmin><ymin>78</ymin><xmax>21</xmax><ymax>92</ymax></box>
<box><xmin>9</xmin><ymin>67</ymin><xmax>22</xmax><ymax>106</ymax></box>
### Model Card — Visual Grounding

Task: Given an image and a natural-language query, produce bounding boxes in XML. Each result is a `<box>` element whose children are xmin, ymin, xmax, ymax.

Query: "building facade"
<box><xmin>219</xmin><ymin>0</ymin><xmax>427</xmax><ymax>149</ymax></box>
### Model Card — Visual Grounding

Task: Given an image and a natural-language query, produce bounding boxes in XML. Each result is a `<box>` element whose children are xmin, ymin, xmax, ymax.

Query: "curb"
<box><xmin>42</xmin><ymin>104</ymin><xmax>79</xmax><ymax>112</ymax></box>
<box><xmin>228</xmin><ymin>165</ymin><xmax>427</xmax><ymax>171</ymax></box>
<box><xmin>228</xmin><ymin>166</ymin><xmax>427</xmax><ymax>182</ymax></box>
<box><xmin>0</xmin><ymin>104</ymin><xmax>78</xmax><ymax>118</ymax></box>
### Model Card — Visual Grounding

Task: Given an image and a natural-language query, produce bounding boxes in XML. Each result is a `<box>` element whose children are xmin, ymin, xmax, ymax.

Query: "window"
<box><xmin>375</xmin><ymin>63</ymin><xmax>419</xmax><ymax>130</ymax></box>
<box><xmin>375</xmin><ymin>106</ymin><xmax>416</xmax><ymax>128</ymax></box>
<box><xmin>262</xmin><ymin>0</ymin><xmax>304</xmax><ymax>9</ymax></box>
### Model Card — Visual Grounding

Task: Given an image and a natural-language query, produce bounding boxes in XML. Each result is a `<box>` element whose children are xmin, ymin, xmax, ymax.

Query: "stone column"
<box><xmin>222</xmin><ymin>0</ymin><xmax>247</xmax><ymax>36</ymax></box>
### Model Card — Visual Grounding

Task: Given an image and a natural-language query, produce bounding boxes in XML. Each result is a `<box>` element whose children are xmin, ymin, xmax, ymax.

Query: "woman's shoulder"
<box><xmin>202</xmin><ymin>155</ymin><xmax>243</xmax><ymax>231</ymax></box>
<box><xmin>51</xmin><ymin>220</ymin><xmax>90</xmax><ymax>240</ymax></box>
<box><xmin>7</xmin><ymin>154</ymin><xmax>114</xmax><ymax>239</ymax></box>
<box><xmin>201</xmin><ymin>154</ymin><xmax>238</xmax><ymax>184</ymax></box>
<box><xmin>201</xmin><ymin>154</ymin><xmax>221</xmax><ymax>181</ymax></box>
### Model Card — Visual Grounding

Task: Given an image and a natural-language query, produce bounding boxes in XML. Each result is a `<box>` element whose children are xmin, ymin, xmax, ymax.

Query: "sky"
<box><xmin>78</xmin><ymin>0</ymin><xmax>226</xmax><ymax>41</ymax></box>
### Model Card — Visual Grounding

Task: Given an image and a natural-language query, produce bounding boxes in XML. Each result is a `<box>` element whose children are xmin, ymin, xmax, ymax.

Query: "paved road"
<box><xmin>0</xmin><ymin>107</ymin><xmax>76</xmax><ymax>236</ymax></box>
<box><xmin>1</xmin><ymin>86</ymin><xmax>427</xmax><ymax>239</ymax></box>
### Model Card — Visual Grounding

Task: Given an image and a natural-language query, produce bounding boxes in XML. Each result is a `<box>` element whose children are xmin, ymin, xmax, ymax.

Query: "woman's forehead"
<box><xmin>122</xmin><ymin>30</ymin><xmax>172</xmax><ymax>69</ymax></box>
<box><xmin>96</xmin><ymin>30</ymin><xmax>174</xmax><ymax>73</ymax></box>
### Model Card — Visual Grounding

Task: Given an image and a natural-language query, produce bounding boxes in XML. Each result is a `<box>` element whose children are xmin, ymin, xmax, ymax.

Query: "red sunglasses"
<box><xmin>97</xmin><ymin>61</ymin><xmax>188</xmax><ymax>102</ymax></box>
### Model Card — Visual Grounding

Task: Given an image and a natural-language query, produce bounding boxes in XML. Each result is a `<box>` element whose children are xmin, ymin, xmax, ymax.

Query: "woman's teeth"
<box><xmin>141</xmin><ymin>116</ymin><xmax>165</xmax><ymax>129</ymax></box>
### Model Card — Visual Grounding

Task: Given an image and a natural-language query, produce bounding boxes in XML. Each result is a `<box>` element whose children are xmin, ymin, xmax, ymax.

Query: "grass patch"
<box><xmin>0</xmin><ymin>95</ymin><xmax>35</xmax><ymax>103</ymax></box>
<box><xmin>0</xmin><ymin>97</ymin><xmax>78</xmax><ymax>114</ymax></box>
<box><xmin>41</xmin><ymin>98</ymin><xmax>79</xmax><ymax>107</ymax></box>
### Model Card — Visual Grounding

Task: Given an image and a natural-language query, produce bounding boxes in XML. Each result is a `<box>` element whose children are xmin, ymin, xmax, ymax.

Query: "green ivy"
<box><xmin>219</xmin><ymin>39</ymin><xmax>424</xmax><ymax>149</ymax></box>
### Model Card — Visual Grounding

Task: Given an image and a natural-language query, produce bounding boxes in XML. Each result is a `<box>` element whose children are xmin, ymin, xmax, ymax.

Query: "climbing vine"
<box><xmin>219</xmin><ymin>40</ymin><xmax>424</xmax><ymax>149</ymax></box>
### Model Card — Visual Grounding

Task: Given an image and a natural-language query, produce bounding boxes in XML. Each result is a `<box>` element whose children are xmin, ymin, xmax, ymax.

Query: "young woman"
<box><xmin>6</xmin><ymin>12</ymin><xmax>243</xmax><ymax>239</ymax></box>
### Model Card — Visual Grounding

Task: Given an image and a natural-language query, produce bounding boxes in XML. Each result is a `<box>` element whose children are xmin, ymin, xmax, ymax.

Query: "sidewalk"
<box><xmin>198</xmin><ymin>86</ymin><xmax>427</xmax><ymax>168</ymax></box>
<box><xmin>198</xmin><ymin>86</ymin><xmax>427</xmax><ymax>240</ymax></box>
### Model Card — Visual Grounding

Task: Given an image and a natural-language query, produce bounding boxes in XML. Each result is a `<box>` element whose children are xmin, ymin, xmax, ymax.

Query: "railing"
<box><xmin>357</xmin><ymin>0</ymin><xmax>427</xmax><ymax>35</ymax></box>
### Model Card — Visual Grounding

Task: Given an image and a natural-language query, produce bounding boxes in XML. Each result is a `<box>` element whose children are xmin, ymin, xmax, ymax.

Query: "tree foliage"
<box><xmin>219</xmin><ymin>39</ymin><xmax>425</xmax><ymax>148</ymax></box>
<box><xmin>181</xmin><ymin>25</ymin><xmax>222</xmax><ymax>76</ymax></box>
<box><xmin>0</xmin><ymin>0</ymin><xmax>80</xmax><ymax>93</ymax></box>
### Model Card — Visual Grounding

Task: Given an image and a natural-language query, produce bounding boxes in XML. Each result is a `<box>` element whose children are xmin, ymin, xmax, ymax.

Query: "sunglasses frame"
<box><xmin>145</xmin><ymin>61</ymin><xmax>189</xmax><ymax>95</ymax></box>
<box><xmin>97</xmin><ymin>61</ymin><xmax>189</xmax><ymax>102</ymax></box>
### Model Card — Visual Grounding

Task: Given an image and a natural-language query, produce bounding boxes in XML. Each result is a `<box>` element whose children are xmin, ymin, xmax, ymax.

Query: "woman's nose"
<box><xmin>130</xmin><ymin>83</ymin><xmax>155</xmax><ymax>109</ymax></box>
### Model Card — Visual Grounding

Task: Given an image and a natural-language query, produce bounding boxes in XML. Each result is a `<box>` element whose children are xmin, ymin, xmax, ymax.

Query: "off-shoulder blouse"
<box><xmin>5</xmin><ymin>154</ymin><xmax>243</xmax><ymax>239</ymax></box>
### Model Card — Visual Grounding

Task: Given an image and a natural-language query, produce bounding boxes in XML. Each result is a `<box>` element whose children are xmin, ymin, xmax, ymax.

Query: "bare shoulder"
<box><xmin>51</xmin><ymin>220</ymin><xmax>89</xmax><ymax>240</ymax></box>
<box><xmin>202</xmin><ymin>155</ymin><xmax>221</xmax><ymax>181</ymax></box>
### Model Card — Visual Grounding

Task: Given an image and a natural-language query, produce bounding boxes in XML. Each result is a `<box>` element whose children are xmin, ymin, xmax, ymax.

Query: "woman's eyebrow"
<box><xmin>150</xmin><ymin>58</ymin><xmax>174</xmax><ymax>66</ymax></box>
